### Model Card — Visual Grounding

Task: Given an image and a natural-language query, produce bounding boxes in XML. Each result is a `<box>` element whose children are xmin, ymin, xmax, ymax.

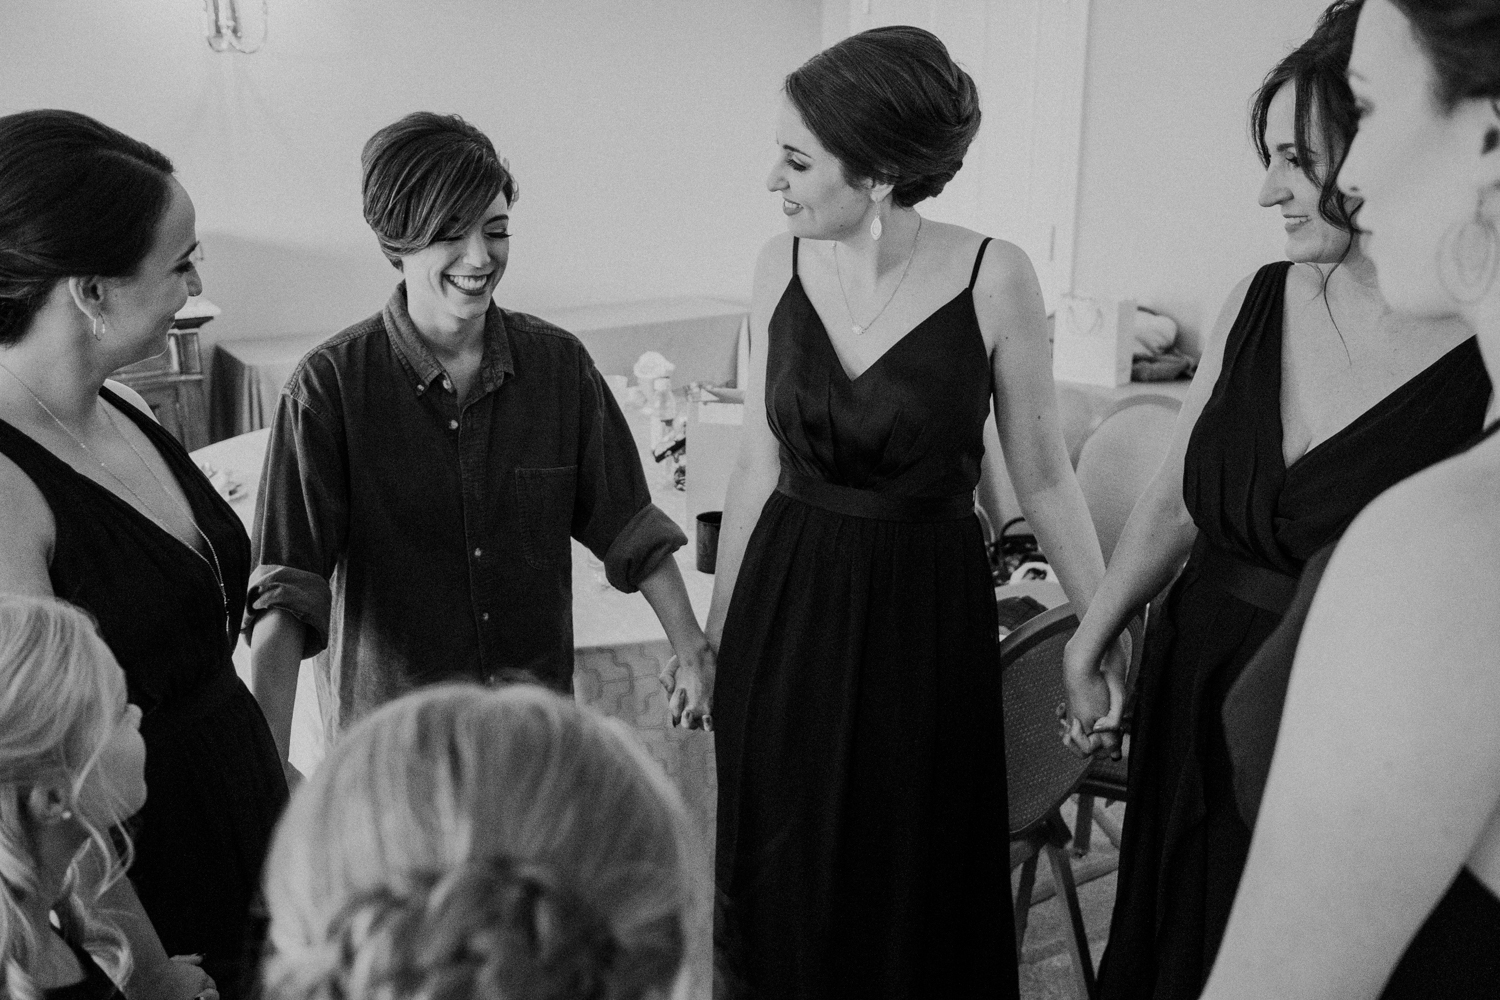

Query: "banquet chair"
<box><xmin>1004</xmin><ymin>603</ymin><xmax>1096</xmax><ymax>999</ymax></box>
<box><xmin>1074</xmin><ymin>393</ymin><xmax>1183</xmax><ymax>563</ymax></box>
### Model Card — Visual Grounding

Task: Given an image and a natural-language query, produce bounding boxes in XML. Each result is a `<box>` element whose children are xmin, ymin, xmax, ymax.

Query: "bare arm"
<box><xmin>703</xmin><ymin>236</ymin><xmax>789</xmax><ymax>650</ymax></box>
<box><xmin>1202</xmin><ymin>462</ymin><xmax>1500</xmax><ymax>1000</ymax></box>
<box><xmin>637</xmin><ymin>555</ymin><xmax>715</xmax><ymax>728</ymax></box>
<box><xmin>249</xmin><ymin>609</ymin><xmax>305</xmax><ymax>785</ymax></box>
<box><xmin>1059</xmin><ymin>273</ymin><xmax>1251</xmax><ymax>745</ymax></box>
<box><xmin>979</xmin><ymin>240</ymin><xmax>1105</xmax><ymax>616</ymax></box>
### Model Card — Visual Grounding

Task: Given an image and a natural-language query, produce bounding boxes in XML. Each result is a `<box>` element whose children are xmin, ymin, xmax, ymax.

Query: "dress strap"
<box><xmin>968</xmin><ymin>237</ymin><xmax>993</xmax><ymax>291</ymax></box>
<box><xmin>792</xmin><ymin>237</ymin><xmax>800</xmax><ymax>275</ymax></box>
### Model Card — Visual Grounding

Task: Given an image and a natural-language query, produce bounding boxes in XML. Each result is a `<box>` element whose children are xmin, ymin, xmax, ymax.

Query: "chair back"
<box><xmin>1075</xmin><ymin>393</ymin><xmax>1182</xmax><ymax>563</ymax></box>
<box><xmin>1002</xmin><ymin>603</ymin><xmax>1091</xmax><ymax>838</ymax></box>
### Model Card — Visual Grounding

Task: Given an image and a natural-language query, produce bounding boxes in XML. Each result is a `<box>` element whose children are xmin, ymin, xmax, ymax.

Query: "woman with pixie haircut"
<box><xmin>1204</xmin><ymin>0</ymin><xmax>1500</xmax><ymax>996</ymax></box>
<box><xmin>247</xmin><ymin>113</ymin><xmax>714</xmax><ymax>746</ymax></box>
<box><xmin>261</xmin><ymin>683</ymin><xmax>698</xmax><ymax>1000</ymax></box>
<box><xmin>0</xmin><ymin>109</ymin><xmax>283</xmax><ymax>1000</ymax></box>
<box><xmin>0</xmin><ymin>596</ymin><xmax>151</xmax><ymax>1000</ymax></box>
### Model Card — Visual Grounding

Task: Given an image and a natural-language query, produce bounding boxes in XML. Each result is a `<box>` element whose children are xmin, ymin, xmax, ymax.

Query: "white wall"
<box><xmin>1</xmin><ymin>0</ymin><xmax>820</xmax><ymax>343</ymax></box>
<box><xmin>1071</xmin><ymin>0</ymin><xmax>1332</xmax><ymax>355</ymax></box>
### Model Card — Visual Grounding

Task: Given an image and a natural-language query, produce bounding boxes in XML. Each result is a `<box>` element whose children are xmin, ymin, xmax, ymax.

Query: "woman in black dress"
<box><xmin>1059</xmin><ymin>3</ymin><xmax>1490</xmax><ymax>997</ymax></box>
<box><xmin>0</xmin><ymin>110</ymin><xmax>287</xmax><ymax>999</ymax></box>
<box><xmin>1203</xmin><ymin>0</ymin><xmax>1500</xmax><ymax>996</ymax></box>
<box><xmin>667</xmin><ymin>27</ymin><xmax>1113</xmax><ymax>999</ymax></box>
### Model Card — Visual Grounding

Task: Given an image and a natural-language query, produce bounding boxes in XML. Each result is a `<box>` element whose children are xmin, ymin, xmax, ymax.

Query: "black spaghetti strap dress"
<box><xmin>0</xmin><ymin>387</ymin><xmax>288</xmax><ymax>999</ymax></box>
<box><xmin>714</xmin><ymin>237</ymin><xmax>1013</xmax><ymax>1000</ymax></box>
<box><xmin>1096</xmin><ymin>261</ymin><xmax>1492</xmax><ymax>1000</ymax></box>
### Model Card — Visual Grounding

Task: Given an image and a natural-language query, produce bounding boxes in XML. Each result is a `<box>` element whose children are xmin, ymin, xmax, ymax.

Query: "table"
<box><xmin>209</xmin><ymin>296</ymin><xmax>748</xmax><ymax>440</ymax></box>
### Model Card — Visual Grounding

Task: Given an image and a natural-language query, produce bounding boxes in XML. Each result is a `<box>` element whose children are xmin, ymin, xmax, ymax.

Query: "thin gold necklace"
<box><xmin>834</xmin><ymin>215</ymin><xmax>922</xmax><ymax>337</ymax></box>
<box><xmin>0</xmin><ymin>361</ymin><xmax>230</xmax><ymax>628</ymax></box>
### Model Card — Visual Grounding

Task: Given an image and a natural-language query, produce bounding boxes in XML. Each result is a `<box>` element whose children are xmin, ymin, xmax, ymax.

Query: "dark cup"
<box><xmin>695</xmin><ymin>511</ymin><xmax>723</xmax><ymax>573</ymax></box>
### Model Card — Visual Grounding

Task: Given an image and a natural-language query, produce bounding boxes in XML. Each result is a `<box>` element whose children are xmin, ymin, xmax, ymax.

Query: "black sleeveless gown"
<box><xmin>714</xmin><ymin>238</ymin><xmax>1013</xmax><ymax>1000</ymax></box>
<box><xmin>0</xmin><ymin>388</ymin><xmax>288</xmax><ymax>999</ymax></box>
<box><xmin>1096</xmin><ymin>261</ymin><xmax>1492</xmax><ymax>1000</ymax></box>
<box><xmin>1223</xmin><ymin>419</ymin><xmax>1500</xmax><ymax>997</ymax></box>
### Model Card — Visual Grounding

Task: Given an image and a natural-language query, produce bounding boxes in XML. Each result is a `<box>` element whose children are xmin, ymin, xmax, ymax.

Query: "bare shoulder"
<box><xmin>1321</xmin><ymin>447</ymin><xmax>1500</xmax><ymax>632</ymax></box>
<box><xmin>103</xmin><ymin>379</ymin><xmax>158</xmax><ymax>422</ymax></box>
<box><xmin>0</xmin><ymin>450</ymin><xmax>56</xmax><ymax>580</ymax></box>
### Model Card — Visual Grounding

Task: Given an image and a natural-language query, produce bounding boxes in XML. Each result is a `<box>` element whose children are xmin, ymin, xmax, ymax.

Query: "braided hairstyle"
<box><xmin>785</xmin><ymin>25</ymin><xmax>981</xmax><ymax>207</ymax></box>
<box><xmin>0</xmin><ymin>110</ymin><xmax>175</xmax><ymax>346</ymax></box>
<box><xmin>0</xmin><ymin>596</ymin><xmax>136</xmax><ymax>1000</ymax></box>
<box><xmin>263</xmin><ymin>685</ymin><xmax>698</xmax><ymax>1000</ymax></box>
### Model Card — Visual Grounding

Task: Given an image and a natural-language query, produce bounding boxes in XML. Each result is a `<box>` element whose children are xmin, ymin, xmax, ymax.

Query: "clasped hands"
<box><xmin>658</xmin><ymin>636</ymin><xmax>716</xmax><ymax>731</ymax></box>
<box><xmin>1060</xmin><ymin>630</ymin><xmax>1131</xmax><ymax>759</ymax></box>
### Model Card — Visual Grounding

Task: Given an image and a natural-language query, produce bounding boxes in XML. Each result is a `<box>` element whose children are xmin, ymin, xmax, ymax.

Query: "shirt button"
<box><xmin>415</xmin><ymin>384</ymin><xmax>424</xmax><ymax>393</ymax></box>
<box><xmin>473</xmin><ymin>547</ymin><xmax>483</xmax><ymax>558</ymax></box>
<box><xmin>448</xmin><ymin>419</ymin><xmax>459</xmax><ymax>430</ymax></box>
<box><xmin>481</xmin><ymin>612</ymin><xmax>490</xmax><ymax>622</ymax></box>
<box><xmin>442</xmin><ymin>378</ymin><xmax>453</xmax><ymax>391</ymax></box>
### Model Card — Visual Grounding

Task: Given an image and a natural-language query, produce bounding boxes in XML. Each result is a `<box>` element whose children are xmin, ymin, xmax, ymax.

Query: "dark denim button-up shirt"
<box><xmin>246</xmin><ymin>284</ymin><xmax>685</xmax><ymax>733</ymax></box>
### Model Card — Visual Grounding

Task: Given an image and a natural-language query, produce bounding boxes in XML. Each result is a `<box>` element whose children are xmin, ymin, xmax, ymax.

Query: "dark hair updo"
<box><xmin>0</xmin><ymin>110</ymin><xmax>176</xmax><ymax>347</ymax></box>
<box><xmin>1251</xmin><ymin>0</ymin><xmax>1364</xmax><ymax>236</ymax></box>
<box><xmin>1390</xmin><ymin>0</ymin><xmax>1500</xmax><ymax>111</ymax></box>
<box><xmin>785</xmin><ymin>25</ymin><xmax>981</xmax><ymax>208</ymax></box>
<box><xmin>361</xmin><ymin>112</ymin><xmax>520</xmax><ymax>269</ymax></box>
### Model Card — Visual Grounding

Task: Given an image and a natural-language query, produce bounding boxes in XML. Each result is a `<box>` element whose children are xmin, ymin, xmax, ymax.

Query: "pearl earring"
<box><xmin>60</xmin><ymin>809</ymin><xmax>73</xmax><ymax>821</ymax></box>
<box><xmin>870</xmin><ymin>215</ymin><xmax>883</xmax><ymax>241</ymax></box>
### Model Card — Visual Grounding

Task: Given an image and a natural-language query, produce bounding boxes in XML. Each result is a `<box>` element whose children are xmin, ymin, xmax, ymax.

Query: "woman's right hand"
<box><xmin>1061</xmin><ymin>630</ymin><xmax>1129</xmax><ymax>759</ymax></box>
<box><xmin>659</xmin><ymin>638</ymin><xmax>717</xmax><ymax>731</ymax></box>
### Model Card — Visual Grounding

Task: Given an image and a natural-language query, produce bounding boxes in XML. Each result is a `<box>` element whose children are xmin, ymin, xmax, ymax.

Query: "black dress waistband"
<box><xmin>1194</xmin><ymin>536</ymin><xmax>1298</xmax><ymax>615</ymax></box>
<box><xmin>777</xmin><ymin>468</ymin><xmax>974</xmax><ymax>523</ymax></box>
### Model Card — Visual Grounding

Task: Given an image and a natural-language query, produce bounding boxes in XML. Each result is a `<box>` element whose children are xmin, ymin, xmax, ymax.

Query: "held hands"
<box><xmin>1060</xmin><ymin>630</ymin><xmax>1130</xmax><ymax>759</ymax></box>
<box><xmin>658</xmin><ymin>636</ymin><xmax>717</xmax><ymax>730</ymax></box>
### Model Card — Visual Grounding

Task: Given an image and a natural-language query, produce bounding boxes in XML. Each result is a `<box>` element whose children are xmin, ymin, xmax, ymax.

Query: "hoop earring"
<box><xmin>1439</xmin><ymin>196</ymin><xmax>1500</xmax><ymax>305</ymax></box>
<box><xmin>870</xmin><ymin>215</ymin><xmax>883</xmax><ymax>241</ymax></box>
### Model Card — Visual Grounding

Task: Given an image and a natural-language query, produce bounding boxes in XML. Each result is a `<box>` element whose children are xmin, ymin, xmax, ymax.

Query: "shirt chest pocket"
<box><xmin>514</xmin><ymin>466</ymin><xmax>578</xmax><ymax>571</ymax></box>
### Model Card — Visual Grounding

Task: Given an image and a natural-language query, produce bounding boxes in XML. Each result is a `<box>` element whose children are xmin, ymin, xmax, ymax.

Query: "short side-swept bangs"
<box><xmin>360</xmin><ymin>112</ymin><xmax>520</xmax><ymax>268</ymax></box>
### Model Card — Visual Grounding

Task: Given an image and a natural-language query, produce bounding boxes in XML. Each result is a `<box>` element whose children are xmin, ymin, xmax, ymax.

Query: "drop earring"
<box><xmin>1439</xmin><ymin>193</ymin><xmax>1500</xmax><ymax>304</ymax></box>
<box><xmin>91</xmin><ymin>315</ymin><xmax>106</xmax><ymax>341</ymax></box>
<box><xmin>870</xmin><ymin>215</ymin><xmax>883</xmax><ymax>241</ymax></box>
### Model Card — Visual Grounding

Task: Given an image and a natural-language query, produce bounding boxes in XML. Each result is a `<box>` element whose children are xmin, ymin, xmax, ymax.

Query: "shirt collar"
<box><xmin>382</xmin><ymin>282</ymin><xmax>516</xmax><ymax>398</ymax></box>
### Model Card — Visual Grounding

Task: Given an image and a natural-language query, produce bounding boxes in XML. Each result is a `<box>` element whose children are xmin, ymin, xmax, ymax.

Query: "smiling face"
<box><xmin>1258</xmin><ymin>83</ymin><xmax>1355</xmax><ymax>264</ymax></box>
<box><xmin>103</xmin><ymin>178</ymin><xmax>202</xmax><ymax>363</ymax></box>
<box><xmin>766</xmin><ymin>96</ymin><xmax>873</xmax><ymax>241</ymax></box>
<box><xmin>398</xmin><ymin>191</ymin><xmax>510</xmax><ymax>335</ymax></box>
<box><xmin>1340</xmin><ymin>0</ymin><xmax>1498</xmax><ymax>316</ymax></box>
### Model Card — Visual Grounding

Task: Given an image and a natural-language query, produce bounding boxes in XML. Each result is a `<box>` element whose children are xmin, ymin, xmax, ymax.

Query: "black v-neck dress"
<box><xmin>714</xmin><ymin>238</ymin><xmax>1013</xmax><ymax>999</ymax></box>
<box><xmin>0</xmin><ymin>388</ymin><xmax>287</xmax><ymax>999</ymax></box>
<box><xmin>1096</xmin><ymin>261</ymin><xmax>1492</xmax><ymax>1000</ymax></box>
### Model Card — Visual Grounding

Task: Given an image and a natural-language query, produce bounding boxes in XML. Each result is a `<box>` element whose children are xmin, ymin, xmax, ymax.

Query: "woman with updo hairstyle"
<box><xmin>0</xmin><ymin>109</ymin><xmax>286</xmax><ymax>999</ymax></box>
<box><xmin>261</xmin><ymin>683</ymin><xmax>698</xmax><ymax>1000</ymax></box>
<box><xmin>1201</xmin><ymin>1</ymin><xmax>1500</xmax><ymax>997</ymax></box>
<box><xmin>669</xmin><ymin>25</ymin><xmax>1113</xmax><ymax>998</ymax></box>
<box><xmin>1062</xmin><ymin>3</ymin><xmax>1489</xmax><ymax>997</ymax></box>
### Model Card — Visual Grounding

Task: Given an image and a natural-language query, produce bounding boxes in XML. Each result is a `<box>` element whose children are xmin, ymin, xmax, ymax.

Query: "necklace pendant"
<box><xmin>851</xmin><ymin>324</ymin><xmax>864</xmax><ymax>337</ymax></box>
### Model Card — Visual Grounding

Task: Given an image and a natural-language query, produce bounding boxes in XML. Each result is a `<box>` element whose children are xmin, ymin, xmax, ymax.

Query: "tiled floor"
<box><xmin>1016</xmin><ymin>799</ymin><xmax>1123</xmax><ymax>1000</ymax></box>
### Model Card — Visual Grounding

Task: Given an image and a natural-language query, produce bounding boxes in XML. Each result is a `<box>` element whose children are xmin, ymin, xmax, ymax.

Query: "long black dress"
<box><xmin>1096</xmin><ymin>261</ymin><xmax>1492</xmax><ymax>1000</ymax></box>
<box><xmin>0</xmin><ymin>388</ymin><xmax>287</xmax><ymax>999</ymax></box>
<box><xmin>714</xmin><ymin>237</ymin><xmax>1012</xmax><ymax>1000</ymax></box>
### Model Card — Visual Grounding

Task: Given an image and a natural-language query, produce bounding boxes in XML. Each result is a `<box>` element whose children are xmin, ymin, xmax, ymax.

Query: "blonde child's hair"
<box><xmin>262</xmin><ymin>683</ymin><xmax>700</xmax><ymax>1000</ymax></box>
<box><xmin>0</xmin><ymin>595</ymin><xmax>135</xmax><ymax>999</ymax></box>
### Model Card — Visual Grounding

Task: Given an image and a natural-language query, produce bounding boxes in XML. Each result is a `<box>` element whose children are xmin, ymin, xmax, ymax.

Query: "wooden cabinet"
<box><xmin>112</xmin><ymin>327</ymin><xmax>210</xmax><ymax>451</ymax></box>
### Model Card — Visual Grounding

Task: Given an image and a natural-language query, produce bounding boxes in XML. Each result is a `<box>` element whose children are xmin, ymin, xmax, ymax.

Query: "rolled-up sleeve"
<box><xmin>570</xmin><ymin>359</ymin><xmax>686</xmax><ymax>592</ymax></box>
<box><xmin>244</xmin><ymin>384</ymin><xmax>349</xmax><ymax>657</ymax></box>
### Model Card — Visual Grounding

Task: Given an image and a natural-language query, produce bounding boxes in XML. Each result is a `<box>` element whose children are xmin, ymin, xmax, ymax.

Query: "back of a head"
<box><xmin>0</xmin><ymin>595</ymin><xmax>132</xmax><ymax>999</ymax></box>
<box><xmin>785</xmin><ymin>25</ymin><xmax>981</xmax><ymax>207</ymax></box>
<box><xmin>262</xmin><ymin>684</ymin><xmax>696</xmax><ymax>1000</ymax></box>
<box><xmin>0</xmin><ymin>109</ymin><xmax>175</xmax><ymax>346</ymax></box>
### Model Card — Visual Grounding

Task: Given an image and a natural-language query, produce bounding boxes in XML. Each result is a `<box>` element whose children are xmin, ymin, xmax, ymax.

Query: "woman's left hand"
<box><xmin>659</xmin><ymin>638</ymin><xmax>717</xmax><ymax>730</ymax></box>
